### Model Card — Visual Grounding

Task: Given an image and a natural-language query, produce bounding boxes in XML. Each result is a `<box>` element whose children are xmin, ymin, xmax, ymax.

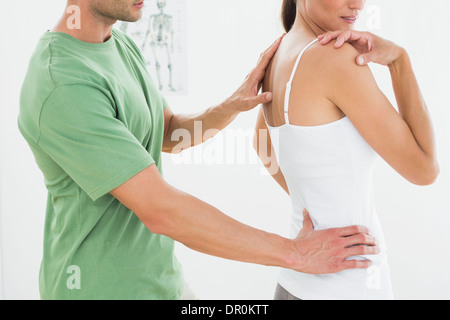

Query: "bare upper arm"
<box><xmin>163</xmin><ymin>106</ymin><xmax>174</xmax><ymax>138</ymax></box>
<box><xmin>254</xmin><ymin>108</ymin><xmax>274</xmax><ymax>170</ymax></box>
<box><xmin>254</xmin><ymin>108</ymin><xmax>289</xmax><ymax>194</ymax></box>
<box><xmin>254</xmin><ymin>107</ymin><xmax>270</xmax><ymax>151</ymax></box>
<box><xmin>110</xmin><ymin>164</ymin><xmax>177</xmax><ymax>234</ymax></box>
<box><xmin>316</xmin><ymin>42</ymin><xmax>432</xmax><ymax>184</ymax></box>
<box><xmin>163</xmin><ymin>106</ymin><xmax>183</xmax><ymax>153</ymax></box>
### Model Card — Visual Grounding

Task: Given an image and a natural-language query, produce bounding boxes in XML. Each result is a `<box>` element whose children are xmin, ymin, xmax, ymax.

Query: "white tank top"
<box><xmin>265</xmin><ymin>39</ymin><xmax>393</xmax><ymax>300</ymax></box>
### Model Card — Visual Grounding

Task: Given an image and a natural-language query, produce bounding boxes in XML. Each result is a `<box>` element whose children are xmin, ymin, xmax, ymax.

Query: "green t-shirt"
<box><xmin>18</xmin><ymin>29</ymin><xmax>183</xmax><ymax>300</ymax></box>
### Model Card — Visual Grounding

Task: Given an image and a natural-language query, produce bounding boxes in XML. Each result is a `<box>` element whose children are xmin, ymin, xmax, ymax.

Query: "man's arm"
<box><xmin>162</xmin><ymin>104</ymin><xmax>239</xmax><ymax>153</ymax></box>
<box><xmin>110</xmin><ymin>164</ymin><xmax>380</xmax><ymax>275</ymax></box>
<box><xmin>162</xmin><ymin>36</ymin><xmax>284</xmax><ymax>153</ymax></box>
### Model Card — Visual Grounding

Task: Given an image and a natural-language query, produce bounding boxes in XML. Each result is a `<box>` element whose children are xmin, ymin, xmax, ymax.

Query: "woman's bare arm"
<box><xmin>314</xmin><ymin>37</ymin><xmax>439</xmax><ymax>185</ymax></box>
<box><xmin>253</xmin><ymin>108</ymin><xmax>290</xmax><ymax>194</ymax></box>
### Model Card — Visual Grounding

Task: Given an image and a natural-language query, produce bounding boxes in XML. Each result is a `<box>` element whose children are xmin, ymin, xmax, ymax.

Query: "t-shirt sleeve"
<box><xmin>161</xmin><ymin>94</ymin><xmax>169</xmax><ymax>111</ymax></box>
<box><xmin>38</xmin><ymin>84</ymin><xmax>155</xmax><ymax>201</ymax></box>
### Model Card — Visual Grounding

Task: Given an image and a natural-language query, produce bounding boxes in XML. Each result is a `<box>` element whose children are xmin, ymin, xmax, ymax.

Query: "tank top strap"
<box><xmin>284</xmin><ymin>38</ymin><xmax>319</xmax><ymax>125</ymax></box>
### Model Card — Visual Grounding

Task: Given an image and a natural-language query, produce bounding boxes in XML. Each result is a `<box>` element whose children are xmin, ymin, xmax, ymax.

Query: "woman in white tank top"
<box><xmin>255</xmin><ymin>0</ymin><xmax>439</xmax><ymax>300</ymax></box>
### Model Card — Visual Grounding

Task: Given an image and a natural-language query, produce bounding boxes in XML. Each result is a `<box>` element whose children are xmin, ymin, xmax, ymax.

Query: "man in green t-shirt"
<box><xmin>18</xmin><ymin>0</ymin><xmax>379</xmax><ymax>300</ymax></box>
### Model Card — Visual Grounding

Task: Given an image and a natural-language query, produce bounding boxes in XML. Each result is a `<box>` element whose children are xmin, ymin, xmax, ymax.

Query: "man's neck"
<box><xmin>51</xmin><ymin>2</ymin><xmax>116</xmax><ymax>43</ymax></box>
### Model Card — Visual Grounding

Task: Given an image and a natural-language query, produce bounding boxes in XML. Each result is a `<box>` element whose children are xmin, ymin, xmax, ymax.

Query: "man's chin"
<box><xmin>117</xmin><ymin>12</ymin><xmax>143</xmax><ymax>23</ymax></box>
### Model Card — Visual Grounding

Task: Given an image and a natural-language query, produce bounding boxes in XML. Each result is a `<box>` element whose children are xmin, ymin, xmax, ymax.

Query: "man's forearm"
<box><xmin>163</xmin><ymin>100</ymin><xmax>239</xmax><ymax>153</ymax></box>
<box><xmin>111</xmin><ymin>165</ymin><xmax>379</xmax><ymax>276</ymax></box>
<box><xmin>151</xmin><ymin>186</ymin><xmax>298</xmax><ymax>270</ymax></box>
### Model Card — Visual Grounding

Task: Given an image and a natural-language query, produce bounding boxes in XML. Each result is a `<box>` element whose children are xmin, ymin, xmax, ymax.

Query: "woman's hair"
<box><xmin>282</xmin><ymin>0</ymin><xmax>297</xmax><ymax>32</ymax></box>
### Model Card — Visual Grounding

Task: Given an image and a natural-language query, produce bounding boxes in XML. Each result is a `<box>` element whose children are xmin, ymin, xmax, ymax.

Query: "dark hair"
<box><xmin>282</xmin><ymin>0</ymin><xmax>297</xmax><ymax>32</ymax></box>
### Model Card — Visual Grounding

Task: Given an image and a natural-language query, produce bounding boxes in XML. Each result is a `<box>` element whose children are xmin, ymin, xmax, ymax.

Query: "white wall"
<box><xmin>0</xmin><ymin>0</ymin><xmax>449</xmax><ymax>300</ymax></box>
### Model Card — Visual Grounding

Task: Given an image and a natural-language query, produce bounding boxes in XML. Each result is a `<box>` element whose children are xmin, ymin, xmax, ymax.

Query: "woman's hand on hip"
<box><xmin>318</xmin><ymin>30</ymin><xmax>405</xmax><ymax>68</ymax></box>
<box><xmin>226</xmin><ymin>34</ymin><xmax>285</xmax><ymax>113</ymax></box>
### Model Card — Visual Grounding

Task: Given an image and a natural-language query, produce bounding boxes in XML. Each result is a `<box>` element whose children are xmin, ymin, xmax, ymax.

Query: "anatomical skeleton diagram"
<box><xmin>119</xmin><ymin>0</ymin><xmax>185</xmax><ymax>93</ymax></box>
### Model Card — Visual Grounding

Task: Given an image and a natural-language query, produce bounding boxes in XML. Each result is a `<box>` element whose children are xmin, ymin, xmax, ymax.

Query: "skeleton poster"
<box><xmin>118</xmin><ymin>0</ymin><xmax>188</xmax><ymax>95</ymax></box>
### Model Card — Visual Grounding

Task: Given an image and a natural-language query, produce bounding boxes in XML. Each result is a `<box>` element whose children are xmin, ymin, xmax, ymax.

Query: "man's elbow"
<box><xmin>141</xmin><ymin>206</ymin><xmax>175</xmax><ymax>236</ymax></box>
<box><xmin>162</xmin><ymin>144</ymin><xmax>185</xmax><ymax>155</ymax></box>
<box><xmin>139</xmin><ymin>191</ymin><xmax>187</xmax><ymax>237</ymax></box>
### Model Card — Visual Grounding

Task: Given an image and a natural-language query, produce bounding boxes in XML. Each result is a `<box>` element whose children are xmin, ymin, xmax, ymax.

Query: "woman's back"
<box><xmin>263</xmin><ymin>34</ymin><xmax>347</xmax><ymax>128</ymax></box>
<box><xmin>262</xmin><ymin>36</ymin><xmax>393</xmax><ymax>300</ymax></box>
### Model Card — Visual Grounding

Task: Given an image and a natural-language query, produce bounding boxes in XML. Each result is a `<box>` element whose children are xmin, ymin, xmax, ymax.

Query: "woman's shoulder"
<box><xmin>298</xmin><ymin>39</ymin><xmax>373</xmax><ymax>88</ymax></box>
<box><xmin>303</xmin><ymin>39</ymin><xmax>364</xmax><ymax>71</ymax></box>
